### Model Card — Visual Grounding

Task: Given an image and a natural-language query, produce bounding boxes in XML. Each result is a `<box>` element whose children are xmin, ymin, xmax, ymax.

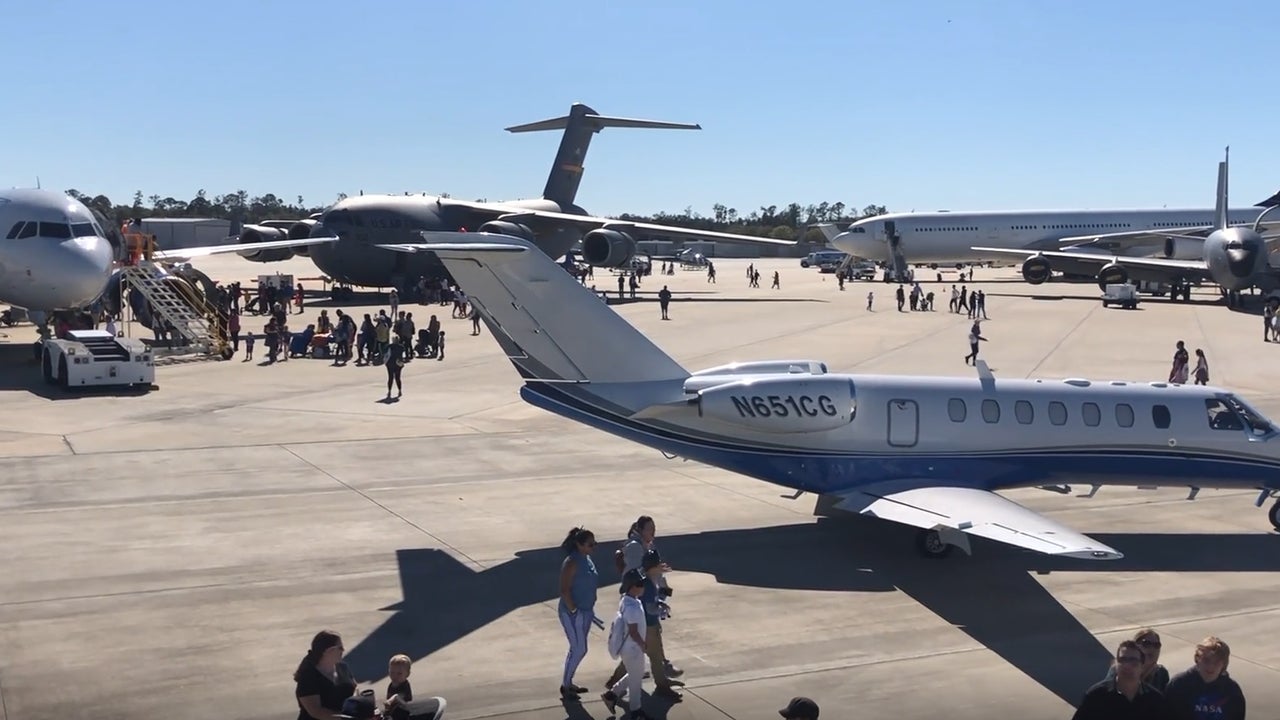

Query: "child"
<box><xmin>436</xmin><ymin>330</ymin><xmax>445</xmax><ymax>361</ymax></box>
<box><xmin>384</xmin><ymin>654</ymin><xmax>413</xmax><ymax>720</ymax></box>
<box><xmin>243</xmin><ymin>331</ymin><xmax>255</xmax><ymax>362</ymax></box>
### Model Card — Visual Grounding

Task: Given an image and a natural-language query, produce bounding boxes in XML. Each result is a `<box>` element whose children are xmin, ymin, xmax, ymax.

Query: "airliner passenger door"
<box><xmin>887</xmin><ymin>399</ymin><xmax>919</xmax><ymax>447</ymax></box>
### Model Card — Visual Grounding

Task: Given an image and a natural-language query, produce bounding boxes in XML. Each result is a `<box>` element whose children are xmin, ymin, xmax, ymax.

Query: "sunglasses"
<box><xmin>1117</xmin><ymin>656</ymin><xmax>1143</xmax><ymax>665</ymax></box>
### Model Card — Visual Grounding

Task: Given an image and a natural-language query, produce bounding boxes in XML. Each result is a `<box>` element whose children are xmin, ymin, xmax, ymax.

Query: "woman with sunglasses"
<box><xmin>558</xmin><ymin>526</ymin><xmax>599</xmax><ymax>701</ymax></box>
<box><xmin>293</xmin><ymin>630</ymin><xmax>357</xmax><ymax>720</ymax></box>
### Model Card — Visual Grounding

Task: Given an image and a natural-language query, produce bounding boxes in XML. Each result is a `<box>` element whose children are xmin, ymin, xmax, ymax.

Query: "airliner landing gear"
<box><xmin>915</xmin><ymin>529</ymin><xmax>955</xmax><ymax>558</ymax></box>
<box><xmin>1268</xmin><ymin>501</ymin><xmax>1280</xmax><ymax>531</ymax></box>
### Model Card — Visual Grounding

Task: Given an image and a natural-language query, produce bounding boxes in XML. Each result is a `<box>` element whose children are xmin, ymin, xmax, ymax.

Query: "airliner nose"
<box><xmin>1226</xmin><ymin>241</ymin><xmax>1260</xmax><ymax>278</ymax></box>
<box><xmin>56</xmin><ymin>236</ymin><xmax>114</xmax><ymax>307</ymax></box>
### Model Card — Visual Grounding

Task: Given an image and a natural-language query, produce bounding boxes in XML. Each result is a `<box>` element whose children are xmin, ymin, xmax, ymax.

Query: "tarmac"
<box><xmin>3</xmin><ymin>254</ymin><xmax>1280</xmax><ymax>720</ymax></box>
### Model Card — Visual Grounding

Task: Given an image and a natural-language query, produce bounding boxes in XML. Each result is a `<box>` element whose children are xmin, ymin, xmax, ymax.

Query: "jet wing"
<box><xmin>971</xmin><ymin>246</ymin><xmax>1211</xmax><ymax>280</ymax></box>
<box><xmin>152</xmin><ymin>236</ymin><xmax>337</xmax><ymax>261</ymax></box>
<box><xmin>832</xmin><ymin>484</ymin><xmax>1122</xmax><ymax>559</ymax></box>
<box><xmin>443</xmin><ymin>199</ymin><xmax>796</xmax><ymax>247</ymax></box>
<box><xmin>1055</xmin><ymin>219</ymin><xmax>1280</xmax><ymax>252</ymax></box>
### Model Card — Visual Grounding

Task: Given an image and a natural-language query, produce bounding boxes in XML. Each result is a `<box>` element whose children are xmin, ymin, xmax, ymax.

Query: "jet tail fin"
<box><xmin>1214</xmin><ymin>146</ymin><xmax>1230</xmax><ymax>231</ymax></box>
<box><xmin>1256</xmin><ymin>189</ymin><xmax>1280</xmax><ymax>208</ymax></box>
<box><xmin>506</xmin><ymin>103</ymin><xmax>701</xmax><ymax>208</ymax></box>
<box><xmin>413</xmin><ymin>231</ymin><xmax>689</xmax><ymax>384</ymax></box>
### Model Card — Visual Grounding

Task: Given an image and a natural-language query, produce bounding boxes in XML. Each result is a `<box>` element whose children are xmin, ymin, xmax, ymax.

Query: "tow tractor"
<box><xmin>41</xmin><ymin>329</ymin><xmax>155</xmax><ymax>390</ymax></box>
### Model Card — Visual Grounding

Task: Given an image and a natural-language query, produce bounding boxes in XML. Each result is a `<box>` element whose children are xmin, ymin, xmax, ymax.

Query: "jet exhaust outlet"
<box><xmin>238</xmin><ymin>224</ymin><xmax>295</xmax><ymax>262</ymax></box>
<box><xmin>1097</xmin><ymin>262</ymin><xmax>1128</xmax><ymax>289</ymax></box>
<box><xmin>581</xmin><ymin>228</ymin><xmax>636</xmax><ymax>267</ymax></box>
<box><xmin>1021</xmin><ymin>256</ymin><xmax>1052</xmax><ymax>285</ymax></box>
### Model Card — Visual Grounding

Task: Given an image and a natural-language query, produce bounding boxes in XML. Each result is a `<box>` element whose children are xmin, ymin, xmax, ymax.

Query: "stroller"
<box><xmin>340</xmin><ymin>690</ymin><xmax>447</xmax><ymax>720</ymax></box>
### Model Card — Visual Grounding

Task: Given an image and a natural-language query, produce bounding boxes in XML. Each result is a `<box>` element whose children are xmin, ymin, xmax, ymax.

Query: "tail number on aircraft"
<box><xmin>731</xmin><ymin>394</ymin><xmax>838</xmax><ymax>418</ymax></box>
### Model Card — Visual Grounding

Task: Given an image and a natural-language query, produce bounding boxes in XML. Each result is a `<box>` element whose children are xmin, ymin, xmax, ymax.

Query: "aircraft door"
<box><xmin>884</xmin><ymin>220</ymin><xmax>900</xmax><ymax>249</ymax></box>
<box><xmin>887</xmin><ymin>399</ymin><xmax>918</xmax><ymax>447</ymax></box>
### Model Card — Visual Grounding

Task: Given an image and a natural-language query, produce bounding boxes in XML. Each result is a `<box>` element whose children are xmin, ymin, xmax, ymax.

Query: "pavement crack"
<box><xmin>61</xmin><ymin>435</ymin><xmax>76</xmax><ymax>454</ymax></box>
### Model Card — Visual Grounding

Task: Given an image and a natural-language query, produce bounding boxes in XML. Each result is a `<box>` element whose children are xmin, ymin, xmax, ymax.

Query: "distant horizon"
<box><xmin>3</xmin><ymin>1</ymin><xmax>1277</xmax><ymax>218</ymax></box>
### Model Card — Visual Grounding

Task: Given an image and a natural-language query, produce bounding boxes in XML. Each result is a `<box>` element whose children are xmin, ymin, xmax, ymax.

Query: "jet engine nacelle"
<box><xmin>238</xmin><ymin>224</ymin><xmax>295</xmax><ymax>262</ymax></box>
<box><xmin>1163</xmin><ymin>237</ymin><xmax>1201</xmax><ymax>260</ymax></box>
<box><xmin>697</xmin><ymin>376</ymin><xmax>856</xmax><ymax>434</ymax></box>
<box><xmin>287</xmin><ymin>219</ymin><xmax>317</xmax><ymax>257</ymax></box>
<box><xmin>1097</xmin><ymin>262</ymin><xmax>1128</xmax><ymax>289</ymax></box>
<box><xmin>1021</xmin><ymin>255</ymin><xmax>1052</xmax><ymax>285</ymax></box>
<box><xmin>581</xmin><ymin>228</ymin><xmax>636</xmax><ymax>267</ymax></box>
<box><xmin>477</xmin><ymin>221</ymin><xmax>536</xmax><ymax>243</ymax></box>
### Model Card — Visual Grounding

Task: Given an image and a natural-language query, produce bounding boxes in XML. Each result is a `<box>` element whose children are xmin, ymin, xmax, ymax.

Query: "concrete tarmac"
<box><xmin>3</xmin><ymin>256</ymin><xmax>1280</xmax><ymax>720</ymax></box>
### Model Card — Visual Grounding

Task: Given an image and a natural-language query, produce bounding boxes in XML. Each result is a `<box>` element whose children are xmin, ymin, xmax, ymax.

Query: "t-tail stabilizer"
<box><xmin>414</xmin><ymin>230</ymin><xmax>688</xmax><ymax>385</ymax></box>
<box><xmin>506</xmin><ymin>103</ymin><xmax>701</xmax><ymax>208</ymax></box>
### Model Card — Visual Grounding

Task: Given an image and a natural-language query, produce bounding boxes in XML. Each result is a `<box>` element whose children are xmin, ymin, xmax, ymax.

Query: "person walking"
<box><xmin>557</xmin><ymin>527</ymin><xmax>599</xmax><ymax>701</ymax></box>
<box><xmin>1193</xmin><ymin>349</ymin><xmax>1210</xmax><ymax>386</ymax></box>
<box><xmin>964</xmin><ymin>321</ymin><xmax>987</xmax><ymax>365</ymax></box>
<box><xmin>384</xmin><ymin>336</ymin><xmax>406</xmax><ymax>400</ymax></box>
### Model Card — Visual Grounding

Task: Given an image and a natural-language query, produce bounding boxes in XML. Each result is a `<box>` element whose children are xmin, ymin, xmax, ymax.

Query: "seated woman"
<box><xmin>290</xmin><ymin>324</ymin><xmax>317</xmax><ymax>358</ymax></box>
<box><xmin>294</xmin><ymin>630</ymin><xmax>357</xmax><ymax>720</ymax></box>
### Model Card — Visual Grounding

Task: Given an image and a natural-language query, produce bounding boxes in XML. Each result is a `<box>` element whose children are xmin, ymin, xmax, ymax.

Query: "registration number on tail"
<box><xmin>730</xmin><ymin>394</ymin><xmax>839</xmax><ymax>418</ymax></box>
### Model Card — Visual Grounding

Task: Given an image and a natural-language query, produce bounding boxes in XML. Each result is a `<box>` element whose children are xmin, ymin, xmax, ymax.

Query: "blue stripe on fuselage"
<box><xmin>520</xmin><ymin>383</ymin><xmax>1280</xmax><ymax>495</ymax></box>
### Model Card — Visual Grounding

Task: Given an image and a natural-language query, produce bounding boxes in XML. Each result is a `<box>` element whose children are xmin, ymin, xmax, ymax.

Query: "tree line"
<box><xmin>64</xmin><ymin>189</ymin><xmax>887</xmax><ymax>245</ymax></box>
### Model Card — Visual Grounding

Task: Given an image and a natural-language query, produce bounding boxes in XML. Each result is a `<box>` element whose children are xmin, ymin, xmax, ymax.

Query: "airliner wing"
<box><xmin>1055</xmin><ymin>219</ymin><xmax>1280</xmax><ymax>252</ymax></box>
<box><xmin>971</xmin><ymin>246</ymin><xmax>1211</xmax><ymax>279</ymax></box>
<box><xmin>152</xmin><ymin>236</ymin><xmax>337</xmax><ymax>261</ymax></box>
<box><xmin>832</xmin><ymin>484</ymin><xmax>1123</xmax><ymax>559</ymax></box>
<box><xmin>444</xmin><ymin>199</ymin><xmax>795</xmax><ymax>247</ymax></box>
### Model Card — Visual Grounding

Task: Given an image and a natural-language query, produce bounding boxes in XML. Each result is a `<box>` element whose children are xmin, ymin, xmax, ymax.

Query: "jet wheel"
<box><xmin>1268</xmin><ymin>501</ymin><xmax>1280</xmax><ymax>531</ymax></box>
<box><xmin>42</xmin><ymin>351</ymin><xmax>54</xmax><ymax>385</ymax></box>
<box><xmin>915</xmin><ymin>529</ymin><xmax>954</xmax><ymax>559</ymax></box>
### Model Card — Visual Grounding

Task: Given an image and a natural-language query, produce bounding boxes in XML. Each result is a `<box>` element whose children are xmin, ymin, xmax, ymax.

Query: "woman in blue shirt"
<box><xmin>557</xmin><ymin>526</ymin><xmax>599</xmax><ymax>700</ymax></box>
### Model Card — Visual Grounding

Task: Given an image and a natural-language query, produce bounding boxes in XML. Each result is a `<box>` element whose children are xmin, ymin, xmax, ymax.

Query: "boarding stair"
<box><xmin>119</xmin><ymin>259</ymin><xmax>230</xmax><ymax>362</ymax></box>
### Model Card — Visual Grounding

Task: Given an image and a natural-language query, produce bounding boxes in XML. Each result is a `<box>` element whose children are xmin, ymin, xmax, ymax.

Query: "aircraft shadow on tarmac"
<box><xmin>342</xmin><ymin>511</ymin><xmax>1280</xmax><ymax>712</ymax></box>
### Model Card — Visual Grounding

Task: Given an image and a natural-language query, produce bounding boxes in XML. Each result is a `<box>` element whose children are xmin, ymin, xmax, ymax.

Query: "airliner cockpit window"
<box><xmin>1222</xmin><ymin>395</ymin><xmax>1274</xmax><ymax>436</ymax></box>
<box><xmin>5</xmin><ymin>222</ymin><xmax>23</xmax><ymax>239</ymax></box>
<box><xmin>71</xmin><ymin>223</ymin><xmax>96</xmax><ymax>238</ymax></box>
<box><xmin>17</xmin><ymin>221</ymin><xmax>38</xmax><ymax>239</ymax></box>
<box><xmin>1205</xmin><ymin>399</ymin><xmax>1244</xmax><ymax>431</ymax></box>
<box><xmin>39</xmin><ymin>222</ymin><xmax>73</xmax><ymax>239</ymax></box>
<box><xmin>850</xmin><ymin>226</ymin><xmax>865</xmax><ymax>233</ymax></box>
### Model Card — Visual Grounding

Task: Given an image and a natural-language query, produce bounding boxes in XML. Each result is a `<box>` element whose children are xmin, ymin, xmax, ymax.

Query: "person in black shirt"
<box><xmin>384</xmin><ymin>654</ymin><xmax>413</xmax><ymax>720</ymax></box>
<box><xmin>1164</xmin><ymin>636</ymin><xmax>1245</xmax><ymax>720</ymax></box>
<box><xmin>294</xmin><ymin>630</ymin><xmax>357</xmax><ymax>720</ymax></box>
<box><xmin>1072</xmin><ymin>640</ymin><xmax>1171</xmax><ymax>720</ymax></box>
<box><xmin>385</xmin><ymin>336</ymin><xmax>406</xmax><ymax>400</ymax></box>
<box><xmin>1102</xmin><ymin>628</ymin><xmax>1171</xmax><ymax>692</ymax></box>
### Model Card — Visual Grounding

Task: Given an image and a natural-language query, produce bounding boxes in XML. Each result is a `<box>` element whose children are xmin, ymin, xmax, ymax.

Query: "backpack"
<box><xmin>607</xmin><ymin>609</ymin><xmax>628</xmax><ymax>660</ymax></box>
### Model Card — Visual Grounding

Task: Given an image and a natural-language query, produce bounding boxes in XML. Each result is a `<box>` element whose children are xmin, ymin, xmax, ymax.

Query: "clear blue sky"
<box><xmin>2</xmin><ymin>0</ymin><xmax>1276</xmax><ymax>217</ymax></box>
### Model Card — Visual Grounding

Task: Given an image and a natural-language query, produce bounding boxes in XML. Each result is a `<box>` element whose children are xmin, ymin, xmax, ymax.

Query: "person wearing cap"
<box><xmin>779</xmin><ymin>696</ymin><xmax>819</xmax><ymax>719</ymax></box>
<box><xmin>601</xmin><ymin>569</ymin><xmax>651</xmax><ymax>720</ymax></box>
<box><xmin>605</xmin><ymin>551</ymin><xmax>682</xmax><ymax>701</ymax></box>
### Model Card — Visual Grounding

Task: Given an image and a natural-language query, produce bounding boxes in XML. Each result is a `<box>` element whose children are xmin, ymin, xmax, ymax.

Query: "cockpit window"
<box><xmin>1224</xmin><ymin>394</ymin><xmax>1273</xmax><ymax>435</ymax></box>
<box><xmin>1205</xmin><ymin>399</ymin><xmax>1244</xmax><ymax>431</ymax></box>
<box><xmin>17</xmin><ymin>221</ymin><xmax>38</xmax><ymax>239</ymax></box>
<box><xmin>39</xmin><ymin>222</ymin><xmax>72</xmax><ymax>239</ymax></box>
<box><xmin>71</xmin><ymin>222</ymin><xmax>96</xmax><ymax>238</ymax></box>
<box><xmin>1209</xmin><ymin>396</ymin><xmax>1274</xmax><ymax>435</ymax></box>
<box><xmin>849</xmin><ymin>226</ymin><xmax>866</xmax><ymax>233</ymax></box>
<box><xmin>5</xmin><ymin>222</ymin><xmax>22</xmax><ymax>239</ymax></box>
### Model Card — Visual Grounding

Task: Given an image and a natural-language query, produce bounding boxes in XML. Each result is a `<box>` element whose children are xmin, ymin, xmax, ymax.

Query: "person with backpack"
<box><xmin>601</xmin><ymin>570</ymin><xmax>650</xmax><ymax>720</ymax></box>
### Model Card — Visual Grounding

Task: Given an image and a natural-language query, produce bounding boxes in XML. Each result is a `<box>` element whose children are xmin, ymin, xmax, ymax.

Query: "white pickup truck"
<box><xmin>1101</xmin><ymin>283</ymin><xmax>1140</xmax><ymax>309</ymax></box>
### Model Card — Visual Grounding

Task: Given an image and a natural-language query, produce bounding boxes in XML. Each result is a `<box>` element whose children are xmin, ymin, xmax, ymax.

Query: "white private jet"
<box><xmin>0</xmin><ymin>188</ymin><xmax>332</xmax><ymax>328</ymax></box>
<box><xmin>400</xmin><ymin>228</ymin><xmax>1280</xmax><ymax>561</ymax></box>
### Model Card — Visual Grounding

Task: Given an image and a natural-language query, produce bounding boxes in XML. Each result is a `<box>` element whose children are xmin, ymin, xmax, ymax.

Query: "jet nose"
<box><xmin>1227</xmin><ymin>241</ymin><xmax>1260</xmax><ymax>277</ymax></box>
<box><xmin>56</xmin><ymin>236</ymin><xmax>114</xmax><ymax>307</ymax></box>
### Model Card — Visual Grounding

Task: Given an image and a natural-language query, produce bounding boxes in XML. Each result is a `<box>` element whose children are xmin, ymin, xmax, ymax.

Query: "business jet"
<box><xmin>402</xmin><ymin>228</ymin><xmax>1280</xmax><ymax>561</ymax></box>
<box><xmin>0</xmin><ymin>188</ymin><xmax>327</xmax><ymax>331</ymax></box>
<box><xmin>829</xmin><ymin>167</ymin><xmax>1279</xmax><ymax>275</ymax></box>
<box><xmin>235</xmin><ymin>103</ymin><xmax>791</xmax><ymax>297</ymax></box>
<box><xmin>971</xmin><ymin>150</ymin><xmax>1280</xmax><ymax>302</ymax></box>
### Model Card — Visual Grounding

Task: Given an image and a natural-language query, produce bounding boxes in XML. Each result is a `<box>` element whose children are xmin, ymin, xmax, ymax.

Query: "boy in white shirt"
<box><xmin>602</xmin><ymin>570</ymin><xmax>650</xmax><ymax>719</ymax></box>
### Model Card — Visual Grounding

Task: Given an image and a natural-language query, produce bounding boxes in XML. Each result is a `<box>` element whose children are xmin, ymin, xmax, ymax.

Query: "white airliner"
<box><xmin>398</xmin><ymin>228</ymin><xmax>1280</xmax><ymax>561</ymax></box>
<box><xmin>830</xmin><ymin>154</ymin><xmax>1280</xmax><ymax>280</ymax></box>
<box><xmin>0</xmin><ymin>189</ymin><xmax>331</xmax><ymax>326</ymax></box>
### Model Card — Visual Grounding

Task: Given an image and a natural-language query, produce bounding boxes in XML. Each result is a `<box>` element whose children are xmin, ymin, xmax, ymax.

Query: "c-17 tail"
<box><xmin>416</xmin><ymin>230</ymin><xmax>688</xmax><ymax>385</ymax></box>
<box><xmin>505</xmin><ymin>103</ymin><xmax>702</xmax><ymax>209</ymax></box>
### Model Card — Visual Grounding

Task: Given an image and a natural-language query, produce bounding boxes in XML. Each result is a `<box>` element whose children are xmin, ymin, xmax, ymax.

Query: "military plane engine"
<box><xmin>1020</xmin><ymin>255</ymin><xmax>1052</xmax><ymax>285</ymax></box>
<box><xmin>477</xmin><ymin>220</ymin><xmax>537</xmax><ymax>243</ymax></box>
<box><xmin>580</xmin><ymin>228</ymin><xmax>637</xmax><ymax>268</ymax></box>
<box><xmin>1163</xmin><ymin>237</ymin><xmax>1203</xmax><ymax>260</ymax></box>
<box><xmin>238</xmin><ymin>217</ymin><xmax>321</xmax><ymax>262</ymax></box>
<box><xmin>1097</xmin><ymin>262</ymin><xmax>1128</xmax><ymax>288</ymax></box>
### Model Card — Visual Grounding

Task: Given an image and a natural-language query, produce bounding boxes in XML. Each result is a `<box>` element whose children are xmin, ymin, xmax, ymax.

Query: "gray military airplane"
<box><xmin>235</xmin><ymin>103</ymin><xmax>793</xmax><ymax>297</ymax></box>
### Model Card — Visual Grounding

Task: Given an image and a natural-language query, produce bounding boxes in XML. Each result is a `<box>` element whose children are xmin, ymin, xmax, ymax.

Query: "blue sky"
<box><xmin>2</xmin><ymin>0</ymin><xmax>1276</xmax><ymax>216</ymax></box>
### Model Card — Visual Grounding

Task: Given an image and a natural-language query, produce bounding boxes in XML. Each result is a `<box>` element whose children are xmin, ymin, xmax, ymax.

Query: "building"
<box><xmin>139</xmin><ymin>218</ymin><xmax>234</xmax><ymax>250</ymax></box>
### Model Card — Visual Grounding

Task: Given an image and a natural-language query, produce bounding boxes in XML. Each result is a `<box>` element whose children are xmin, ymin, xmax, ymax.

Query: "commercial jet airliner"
<box><xmin>0</xmin><ymin>188</ymin><xmax>325</xmax><ymax>330</ymax></box>
<box><xmin>830</xmin><ymin>155</ymin><xmax>1279</xmax><ymax>281</ymax></box>
<box><xmin>393</xmin><ymin>228</ymin><xmax>1280</xmax><ymax>561</ymax></box>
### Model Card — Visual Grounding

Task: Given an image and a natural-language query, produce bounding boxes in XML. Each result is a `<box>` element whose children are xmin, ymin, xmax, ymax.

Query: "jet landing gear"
<box><xmin>1269</xmin><ymin>501</ymin><xmax>1280</xmax><ymax>532</ymax></box>
<box><xmin>915</xmin><ymin>527</ymin><xmax>971</xmax><ymax>559</ymax></box>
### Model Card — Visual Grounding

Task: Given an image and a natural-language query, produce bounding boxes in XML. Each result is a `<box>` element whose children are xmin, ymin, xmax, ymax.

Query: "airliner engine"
<box><xmin>697</xmin><ymin>376</ymin><xmax>856</xmax><ymax>433</ymax></box>
<box><xmin>238</xmin><ymin>224</ymin><xmax>295</xmax><ymax>263</ymax></box>
<box><xmin>477</xmin><ymin>220</ymin><xmax>536</xmax><ymax>243</ymax></box>
<box><xmin>1163</xmin><ymin>237</ymin><xmax>1202</xmax><ymax>260</ymax></box>
<box><xmin>1021</xmin><ymin>255</ymin><xmax>1052</xmax><ymax>284</ymax></box>
<box><xmin>581</xmin><ymin>228</ymin><xmax>636</xmax><ymax>267</ymax></box>
<box><xmin>1097</xmin><ymin>262</ymin><xmax>1128</xmax><ymax>288</ymax></box>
